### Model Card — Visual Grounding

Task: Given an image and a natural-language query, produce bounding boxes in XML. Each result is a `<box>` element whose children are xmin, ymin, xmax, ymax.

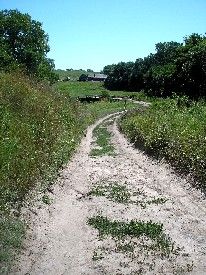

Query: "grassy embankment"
<box><xmin>120</xmin><ymin>97</ymin><xmax>206</xmax><ymax>190</ymax></box>
<box><xmin>0</xmin><ymin>73</ymin><xmax>90</xmax><ymax>273</ymax></box>
<box><xmin>55</xmin><ymin>69</ymin><xmax>88</xmax><ymax>81</ymax></box>
<box><xmin>0</xmin><ymin>74</ymin><xmax>138</xmax><ymax>273</ymax></box>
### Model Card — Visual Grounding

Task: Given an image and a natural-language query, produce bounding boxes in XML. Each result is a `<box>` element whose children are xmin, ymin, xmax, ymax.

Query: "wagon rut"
<box><xmin>12</xmin><ymin>112</ymin><xmax>206</xmax><ymax>275</ymax></box>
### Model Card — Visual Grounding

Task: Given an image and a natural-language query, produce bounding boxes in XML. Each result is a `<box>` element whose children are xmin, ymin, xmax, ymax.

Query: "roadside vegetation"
<box><xmin>120</xmin><ymin>98</ymin><xmax>206</xmax><ymax>190</ymax></box>
<box><xmin>0</xmin><ymin>71</ymin><xmax>90</xmax><ymax>273</ymax></box>
<box><xmin>0</xmin><ymin>72</ymin><xmax>137</xmax><ymax>273</ymax></box>
<box><xmin>103</xmin><ymin>32</ymin><xmax>206</xmax><ymax>191</ymax></box>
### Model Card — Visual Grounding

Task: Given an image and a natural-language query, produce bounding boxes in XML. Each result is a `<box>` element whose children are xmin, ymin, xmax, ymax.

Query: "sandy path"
<box><xmin>12</xmin><ymin>112</ymin><xmax>206</xmax><ymax>275</ymax></box>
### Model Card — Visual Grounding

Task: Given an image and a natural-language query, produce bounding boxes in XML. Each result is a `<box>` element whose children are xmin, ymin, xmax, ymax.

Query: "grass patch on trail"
<box><xmin>88</xmin><ymin>182</ymin><xmax>130</xmax><ymax>204</ymax></box>
<box><xmin>0</xmin><ymin>217</ymin><xmax>25</xmax><ymax>274</ymax></box>
<box><xmin>88</xmin><ymin>216</ymin><xmax>173</xmax><ymax>254</ymax></box>
<box><xmin>90</xmin><ymin>123</ymin><xmax>115</xmax><ymax>157</ymax></box>
<box><xmin>87</xmin><ymin>181</ymin><xmax>168</xmax><ymax>207</ymax></box>
<box><xmin>120</xmin><ymin>98</ymin><xmax>206</xmax><ymax>190</ymax></box>
<box><xmin>0</xmin><ymin>72</ymin><xmax>87</xmax><ymax>213</ymax></box>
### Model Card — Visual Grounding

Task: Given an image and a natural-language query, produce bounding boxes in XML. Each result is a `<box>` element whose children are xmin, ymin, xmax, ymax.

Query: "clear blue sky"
<box><xmin>1</xmin><ymin>0</ymin><xmax>206</xmax><ymax>71</ymax></box>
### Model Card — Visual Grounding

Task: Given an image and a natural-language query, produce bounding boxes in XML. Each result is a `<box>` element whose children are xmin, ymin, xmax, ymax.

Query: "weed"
<box><xmin>88</xmin><ymin>182</ymin><xmax>130</xmax><ymax>204</ymax></box>
<box><xmin>90</xmin><ymin>124</ymin><xmax>115</xmax><ymax>157</ymax></box>
<box><xmin>88</xmin><ymin>216</ymin><xmax>173</xmax><ymax>254</ymax></box>
<box><xmin>88</xmin><ymin>182</ymin><xmax>168</xmax><ymax>207</ymax></box>
<box><xmin>120</xmin><ymin>98</ymin><xmax>206</xmax><ymax>190</ymax></box>
<box><xmin>146</xmin><ymin>197</ymin><xmax>168</xmax><ymax>205</ymax></box>
<box><xmin>92</xmin><ymin>249</ymin><xmax>104</xmax><ymax>261</ymax></box>
<box><xmin>42</xmin><ymin>194</ymin><xmax>52</xmax><ymax>205</ymax></box>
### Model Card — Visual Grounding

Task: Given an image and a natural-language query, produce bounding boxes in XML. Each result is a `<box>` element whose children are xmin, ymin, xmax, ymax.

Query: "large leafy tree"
<box><xmin>104</xmin><ymin>62</ymin><xmax>134</xmax><ymax>90</ymax></box>
<box><xmin>0</xmin><ymin>9</ymin><xmax>58</xmax><ymax>82</ymax></box>
<box><xmin>104</xmin><ymin>33</ymin><xmax>206</xmax><ymax>98</ymax></box>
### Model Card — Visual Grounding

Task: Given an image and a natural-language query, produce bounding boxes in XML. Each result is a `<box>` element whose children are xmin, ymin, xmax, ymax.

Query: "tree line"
<box><xmin>103</xmin><ymin>33</ymin><xmax>206</xmax><ymax>99</ymax></box>
<box><xmin>0</xmin><ymin>9</ymin><xmax>58</xmax><ymax>83</ymax></box>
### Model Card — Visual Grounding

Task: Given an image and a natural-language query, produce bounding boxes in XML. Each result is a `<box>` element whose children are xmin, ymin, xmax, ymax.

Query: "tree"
<box><xmin>103</xmin><ymin>64</ymin><xmax>116</xmax><ymax>75</ymax></box>
<box><xmin>79</xmin><ymin>74</ymin><xmax>88</xmax><ymax>81</ymax></box>
<box><xmin>104</xmin><ymin>62</ymin><xmax>134</xmax><ymax>90</ymax></box>
<box><xmin>174</xmin><ymin>34</ymin><xmax>206</xmax><ymax>98</ymax></box>
<box><xmin>0</xmin><ymin>9</ymin><xmax>57</xmax><ymax>82</ymax></box>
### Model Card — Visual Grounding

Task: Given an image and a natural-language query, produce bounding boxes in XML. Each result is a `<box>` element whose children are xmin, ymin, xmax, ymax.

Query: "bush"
<box><xmin>79</xmin><ymin>74</ymin><xmax>88</xmax><ymax>82</ymax></box>
<box><xmin>120</xmin><ymin>98</ymin><xmax>206</xmax><ymax>189</ymax></box>
<box><xmin>0</xmin><ymin>72</ymin><xmax>84</xmax><ymax>212</ymax></box>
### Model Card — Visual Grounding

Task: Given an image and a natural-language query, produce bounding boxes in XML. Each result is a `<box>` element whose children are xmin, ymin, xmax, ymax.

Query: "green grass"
<box><xmin>0</xmin><ymin>72</ymin><xmax>87</xmax><ymax>213</ymax></box>
<box><xmin>86</xmin><ymin>100</ymin><xmax>137</xmax><ymax>118</ymax></box>
<box><xmin>120</xmin><ymin>98</ymin><xmax>206</xmax><ymax>190</ymax></box>
<box><xmin>87</xmin><ymin>181</ymin><xmax>168</xmax><ymax>207</ymax></box>
<box><xmin>55</xmin><ymin>81</ymin><xmax>140</xmax><ymax>98</ymax></box>
<box><xmin>90</xmin><ymin>123</ymin><xmax>115</xmax><ymax>157</ymax></box>
<box><xmin>55</xmin><ymin>69</ymin><xmax>88</xmax><ymax>81</ymax></box>
<box><xmin>88</xmin><ymin>216</ymin><xmax>173</xmax><ymax>254</ymax></box>
<box><xmin>0</xmin><ymin>217</ymin><xmax>25</xmax><ymax>275</ymax></box>
<box><xmin>0</xmin><ymin>72</ymin><xmax>93</xmax><ymax>273</ymax></box>
<box><xmin>88</xmin><ymin>182</ymin><xmax>131</xmax><ymax>204</ymax></box>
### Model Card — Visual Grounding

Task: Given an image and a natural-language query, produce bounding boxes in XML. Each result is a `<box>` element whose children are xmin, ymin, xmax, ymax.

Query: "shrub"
<box><xmin>120</xmin><ymin>98</ymin><xmax>206</xmax><ymax>189</ymax></box>
<box><xmin>0</xmin><ymin>72</ymin><xmax>84</xmax><ymax>212</ymax></box>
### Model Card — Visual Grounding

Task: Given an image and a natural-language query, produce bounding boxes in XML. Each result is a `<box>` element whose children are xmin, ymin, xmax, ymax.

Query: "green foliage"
<box><xmin>0</xmin><ymin>72</ymin><xmax>85</xmax><ymax>212</ymax></box>
<box><xmin>0</xmin><ymin>217</ymin><xmax>25</xmax><ymax>274</ymax></box>
<box><xmin>120</xmin><ymin>98</ymin><xmax>206</xmax><ymax>189</ymax></box>
<box><xmin>102</xmin><ymin>64</ymin><xmax>116</xmax><ymax>75</ymax></box>
<box><xmin>79</xmin><ymin>73</ymin><xmax>88</xmax><ymax>82</ymax></box>
<box><xmin>87</xmin><ymin>69</ymin><xmax>94</xmax><ymax>72</ymax></box>
<box><xmin>90</xmin><ymin>123</ymin><xmax>115</xmax><ymax>156</ymax></box>
<box><xmin>88</xmin><ymin>216</ymin><xmax>172</xmax><ymax>253</ymax></box>
<box><xmin>55</xmin><ymin>81</ymin><xmax>139</xmax><ymax>98</ymax></box>
<box><xmin>104</xmin><ymin>33</ymin><xmax>206</xmax><ymax>98</ymax></box>
<box><xmin>104</xmin><ymin>62</ymin><xmax>134</xmax><ymax>90</ymax></box>
<box><xmin>88</xmin><ymin>182</ymin><xmax>131</xmax><ymax>204</ymax></box>
<box><xmin>0</xmin><ymin>9</ymin><xmax>58</xmax><ymax>83</ymax></box>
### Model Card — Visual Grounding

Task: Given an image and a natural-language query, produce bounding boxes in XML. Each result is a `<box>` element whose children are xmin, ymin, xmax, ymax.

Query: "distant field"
<box><xmin>55</xmin><ymin>69</ymin><xmax>87</xmax><ymax>80</ymax></box>
<box><xmin>55</xmin><ymin>81</ymin><xmax>140</xmax><ymax>98</ymax></box>
<box><xmin>55</xmin><ymin>69</ymin><xmax>88</xmax><ymax>81</ymax></box>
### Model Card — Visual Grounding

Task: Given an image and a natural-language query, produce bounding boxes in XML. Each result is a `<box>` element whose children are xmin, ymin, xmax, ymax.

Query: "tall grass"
<box><xmin>0</xmin><ymin>72</ymin><xmax>93</xmax><ymax>272</ymax></box>
<box><xmin>120</xmin><ymin>98</ymin><xmax>206</xmax><ymax>190</ymax></box>
<box><xmin>0</xmin><ymin>72</ymin><xmax>89</xmax><ymax>212</ymax></box>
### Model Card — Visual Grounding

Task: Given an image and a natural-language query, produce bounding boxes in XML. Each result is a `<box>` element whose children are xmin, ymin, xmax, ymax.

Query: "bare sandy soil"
<box><xmin>12</xmin><ymin>112</ymin><xmax>206</xmax><ymax>275</ymax></box>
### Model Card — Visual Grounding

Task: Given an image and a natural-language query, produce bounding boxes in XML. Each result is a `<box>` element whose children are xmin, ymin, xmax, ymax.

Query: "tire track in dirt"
<box><xmin>12</xmin><ymin>112</ymin><xmax>206</xmax><ymax>275</ymax></box>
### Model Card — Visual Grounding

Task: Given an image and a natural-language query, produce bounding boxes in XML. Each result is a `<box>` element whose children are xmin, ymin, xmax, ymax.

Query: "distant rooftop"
<box><xmin>88</xmin><ymin>73</ymin><xmax>107</xmax><ymax>79</ymax></box>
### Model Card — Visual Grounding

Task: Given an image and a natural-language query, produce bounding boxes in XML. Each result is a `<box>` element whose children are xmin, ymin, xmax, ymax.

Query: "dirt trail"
<box><xmin>12</xmin><ymin>112</ymin><xmax>206</xmax><ymax>275</ymax></box>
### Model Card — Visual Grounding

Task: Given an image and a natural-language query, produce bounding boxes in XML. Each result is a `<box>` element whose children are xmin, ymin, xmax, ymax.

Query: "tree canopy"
<box><xmin>0</xmin><ymin>9</ymin><xmax>58</xmax><ymax>82</ymax></box>
<box><xmin>104</xmin><ymin>33</ymin><xmax>206</xmax><ymax>99</ymax></box>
